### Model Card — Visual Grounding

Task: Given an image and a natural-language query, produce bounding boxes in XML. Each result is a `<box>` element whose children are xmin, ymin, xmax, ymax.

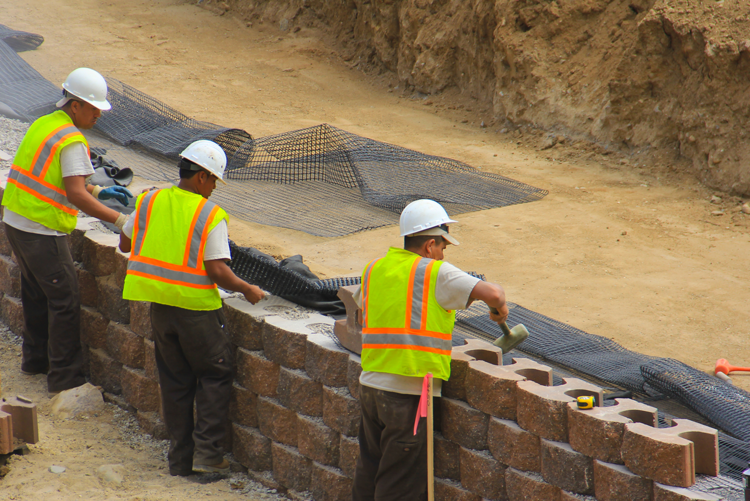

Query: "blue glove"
<box><xmin>98</xmin><ymin>186</ymin><xmax>134</xmax><ymax>206</ymax></box>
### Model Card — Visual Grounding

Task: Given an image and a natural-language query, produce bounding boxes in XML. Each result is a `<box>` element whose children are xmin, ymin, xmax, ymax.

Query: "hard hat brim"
<box><xmin>55</xmin><ymin>95</ymin><xmax>111</xmax><ymax>111</ymax></box>
<box><xmin>409</xmin><ymin>227</ymin><xmax>460</xmax><ymax>246</ymax></box>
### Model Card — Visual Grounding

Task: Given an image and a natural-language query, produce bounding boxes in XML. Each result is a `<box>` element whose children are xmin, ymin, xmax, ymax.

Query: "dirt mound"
<box><xmin>212</xmin><ymin>0</ymin><xmax>750</xmax><ymax>195</ymax></box>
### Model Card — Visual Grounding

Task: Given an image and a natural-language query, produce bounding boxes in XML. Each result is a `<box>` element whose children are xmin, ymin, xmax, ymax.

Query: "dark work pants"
<box><xmin>150</xmin><ymin>302</ymin><xmax>233</xmax><ymax>476</ymax></box>
<box><xmin>352</xmin><ymin>385</ymin><xmax>428</xmax><ymax>501</ymax></box>
<box><xmin>4</xmin><ymin>224</ymin><xmax>85</xmax><ymax>393</ymax></box>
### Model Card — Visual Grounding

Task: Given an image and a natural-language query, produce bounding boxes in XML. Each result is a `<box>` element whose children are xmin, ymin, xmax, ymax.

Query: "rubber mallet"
<box><xmin>489</xmin><ymin>307</ymin><xmax>529</xmax><ymax>353</ymax></box>
<box><xmin>715</xmin><ymin>358</ymin><xmax>750</xmax><ymax>376</ymax></box>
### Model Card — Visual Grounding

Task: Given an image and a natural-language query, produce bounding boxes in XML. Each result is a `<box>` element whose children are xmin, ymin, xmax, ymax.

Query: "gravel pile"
<box><xmin>0</xmin><ymin>116</ymin><xmax>28</xmax><ymax>164</ymax></box>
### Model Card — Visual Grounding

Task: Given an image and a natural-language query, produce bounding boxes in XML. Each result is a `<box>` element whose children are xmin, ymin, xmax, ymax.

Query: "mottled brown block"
<box><xmin>277</xmin><ymin>367</ymin><xmax>323</xmax><ymax>417</ymax></box>
<box><xmin>297</xmin><ymin>415</ymin><xmax>340</xmax><ymax>467</ymax></box>
<box><xmin>339</xmin><ymin>434</ymin><xmax>360</xmax><ymax>478</ymax></box>
<box><xmin>652</xmin><ymin>483</ymin><xmax>722</xmax><ymax>500</ymax></box>
<box><xmin>322</xmin><ymin>386</ymin><xmax>360</xmax><ymax>437</ymax></box>
<box><xmin>121</xmin><ymin>365</ymin><xmax>160</xmax><ymax>412</ymax></box>
<box><xmin>0</xmin><ymin>222</ymin><xmax>12</xmax><ymax>257</ymax></box>
<box><xmin>272</xmin><ymin>442</ymin><xmax>312</xmax><ymax>492</ymax></box>
<box><xmin>459</xmin><ymin>447</ymin><xmax>507</xmax><ymax>500</ymax></box>
<box><xmin>593</xmin><ymin>461</ymin><xmax>652</xmax><ymax>501</ymax></box>
<box><xmin>67</xmin><ymin>226</ymin><xmax>86</xmax><ymax>262</ymax></box>
<box><xmin>230</xmin><ymin>383</ymin><xmax>258</xmax><ymax>428</ymax></box>
<box><xmin>0</xmin><ymin>294</ymin><xmax>24</xmax><ymax>337</ymax></box>
<box><xmin>306</xmin><ymin>335</ymin><xmax>350</xmax><ymax>387</ymax></box>
<box><xmin>541</xmin><ymin>439</ymin><xmax>594</xmax><ymax>495</ymax></box>
<box><xmin>441</xmin><ymin>398</ymin><xmax>489</xmax><ymax>451</ymax></box>
<box><xmin>505</xmin><ymin>467</ymin><xmax>561</xmax><ymax>501</ymax></box>
<box><xmin>310</xmin><ymin>462</ymin><xmax>353</xmax><ymax>501</ymax></box>
<box><xmin>516</xmin><ymin>378</ymin><xmax>603</xmax><ymax>442</ymax></box>
<box><xmin>106</xmin><ymin>322</ymin><xmax>144</xmax><ymax>368</ymax></box>
<box><xmin>129</xmin><ymin>301</ymin><xmax>153</xmax><ymax>340</ymax></box>
<box><xmin>488</xmin><ymin>417</ymin><xmax>541</xmax><ymax>472</ymax></box>
<box><xmin>224</xmin><ymin>298</ymin><xmax>264</xmax><ymax>351</ymax></box>
<box><xmin>0</xmin><ymin>396</ymin><xmax>38</xmax><ymax>444</ymax></box>
<box><xmin>465</xmin><ymin>360</ymin><xmax>525</xmax><ymax>420</ymax></box>
<box><xmin>568</xmin><ymin>398</ymin><xmax>657</xmax><ymax>464</ymax></box>
<box><xmin>435</xmin><ymin>478</ymin><xmax>481</xmax><ymax>501</ymax></box>
<box><xmin>136</xmin><ymin>410</ymin><xmax>168</xmax><ymax>440</ymax></box>
<box><xmin>113</xmin><ymin>251</ymin><xmax>128</xmax><ymax>290</ymax></box>
<box><xmin>257</xmin><ymin>396</ymin><xmax>298</xmax><ymax>447</ymax></box>
<box><xmin>0</xmin><ymin>410</ymin><xmax>13</xmax><ymax>455</ymax></box>
<box><xmin>80</xmin><ymin>306</ymin><xmax>109</xmax><ymax>349</ymax></box>
<box><xmin>97</xmin><ymin>274</ymin><xmax>130</xmax><ymax>323</ymax></box>
<box><xmin>0</xmin><ymin>254</ymin><xmax>21</xmax><ymax>297</ymax></box>
<box><xmin>435</xmin><ymin>432</ymin><xmax>461</xmax><ymax>481</ymax></box>
<box><xmin>89</xmin><ymin>348</ymin><xmax>122</xmax><ymax>394</ymax></box>
<box><xmin>443</xmin><ymin>339</ymin><xmax>502</xmax><ymax>401</ymax></box>
<box><xmin>347</xmin><ymin>355</ymin><xmax>362</xmax><ymax>400</ymax></box>
<box><xmin>76</xmin><ymin>265</ymin><xmax>98</xmax><ymax>308</ymax></box>
<box><xmin>143</xmin><ymin>338</ymin><xmax>157</xmax><ymax>381</ymax></box>
<box><xmin>559</xmin><ymin>491</ymin><xmax>595</xmax><ymax>501</ymax></box>
<box><xmin>262</xmin><ymin>316</ymin><xmax>308</xmax><ymax>369</ymax></box>
<box><xmin>236</xmin><ymin>348</ymin><xmax>280</xmax><ymax>398</ymax></box>
<box><xmin>82</xmin><ymin>231</ymin><xmax>120</xmax><ymax>276</ymax></box>
<box><xmin>232</xmin><ymin>423</ymin><xmax>272</xmax><ymax>471</ymax></box>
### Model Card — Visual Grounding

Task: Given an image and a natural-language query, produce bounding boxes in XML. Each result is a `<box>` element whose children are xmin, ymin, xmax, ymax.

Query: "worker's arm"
<box><xmin>119</xmin><ymin>232</ymin><xmax>132</xmax><ymax>253</ymax></box>
<box><xmin>204</xmin><ymin>259</ymin><xmax>265</xmax><ymax>304</ymax></box>
<box><xmin>64</xmin><ymin>175</ymin><xmax>121</xmax><ymax>224</ymax></box>
<box><xmin>469</xmin><ymin>281</ymin><xmax>509</xmax><ymax>324</ymax></box>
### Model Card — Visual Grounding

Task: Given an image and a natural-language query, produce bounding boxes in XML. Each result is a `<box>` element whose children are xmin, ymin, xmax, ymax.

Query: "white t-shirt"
<box><xmin>353</xmin><ymin>259</ymin><xmax>482</xmax><ymax>396</ymax></box>
<box><xmin>3</xmin><ymin>142</ymin><xmax>94</xmax><ymax>236</ymax></box>
<box><xmin>121</xmin><ymin>212</ymin><xmax>231</xmax><ymax>261</ymax></box>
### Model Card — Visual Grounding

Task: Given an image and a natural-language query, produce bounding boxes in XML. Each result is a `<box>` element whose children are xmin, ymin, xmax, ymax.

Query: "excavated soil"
<box><xmin>2</xmin><ymin>0</ymin><xmax>750</xmax><ymax>498</ymax></box>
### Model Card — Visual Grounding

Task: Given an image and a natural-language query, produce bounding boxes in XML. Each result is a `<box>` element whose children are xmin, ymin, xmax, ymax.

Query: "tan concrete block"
<box><xmin>322</xmin><ymin>386</ymin><xmax>360</xmax><ymax>437</ymax></box>
<box><xmin>505</xmin><ymin>467</ymin><xmax>561</xmax><ymax>501</ymax></box>
<box><xmin>310</xmin><ymin>462</ymin><xmax>352</xmax><ymax>501</ymax></box>
<box><xmin>435</xmin><ymin>478</ymin><xmax>481</xmax><ymax>501</ymax></box>
<box><xmin>143</xmin><ymin>338</ymin><xmax>158</xmax><ymax>381</ymax></box>
<box><xmin>335</xmin><ymin>285</ymin><xmax>362</xmax><ymax>355</ymax></box>
<box><xmin>113</xmin><ymin>250</ymin><xmax>129</xmax><ymax>290</ymax></box>
<box><xmin>593</xmin><ymin>461</ymin><xmax>652</xmax><ymax>501</ymax></box>
<box><xmin>297</xmin><ymin>415</ymin><xmax>340</xmax><ymax>467</ymax></box>
<box><xmin>540</xmin><ymin>439</ymin><xmax>594</xmax><ymax>495</ymax></box>
<box><xmin>236</xmin><ymin>348</ymin><xmax>279</xmax><ymax>398</ymax></box>
<box><xmin>278</xmin><ymin>367</ymin><xmax>323</xmax><ymax>417</ymax></box>
<box><xmin>488</xmin><ymin>417</ymin><xmax>541</xmax><ymax>472</ymax></box>
<box><xmin>263</xmin><ymin>316</ymin><xmax>308</xmax><ymax>369</ymax></box>
<box><xmin>568</xmin><ymin>398</ymin><xmax>657</xmax><ymax>464</ymax></box>
<box><xmin>459</xmin><ymin>447</ymin><xmax>507</xmax><ymax>500</ymax></box>
<box><xmin>0</xmin><ymin>254</ymin><xmax>21</xmax><ymax>297</ymax></box>
<box><xmin>80</xmin><ymin>306</ymin><xmax>109</xmax><ymax>350</ymax></box>
<box><xmin>441</xmin><ymin>398</ymin><xmax>489</xmax><ymax>451</ymax></box>
<box><xmin>129</xmin><ymin>301</ymin><xmax>153</xmax><ymax>340</ymax></box>
<box><xmin>272</xmin><ymin>442</ymin><xmax>312</xmax><ymax>492</ymax></box>
<box><xmin>230</xmin><ymin>383</ymin><xmax>258</xmax><ymax>428</ymax></box>
<box><xmin>121</xmin><ymin>365</ymin><xmax>160</xmax><ymax>412</ymax></box>
<box><xmin>435</xmin><ymin>432</ymin><xmax>461</xmax><ymax>481</ymax></box>
<box><xmin>224</xmin><ymin>297</ymin><xmax>264</xmax><ymax>351</ymax></box>
<box><xmin>339</xmin><ymin>434</ymin><xmax>359</xmax><ymax>478</ymax></box>
<box><xmin>106</xmin><ymin>322</ymin><xmax>144</xmax><ymax>368</ymax></box>
<box><xmin>504</xmin><ymin>357</ymin><xmax>554</xmax><ymax>386</ymax></box>
<box><xmin>0</xmin><ymin>396</ymin><xmax>38</xmax><ymax>444</ymax></box>
<box><xmin>305</xmin><ymin>334</ymin><xmax>350</xmax><ymax>388</ymax></box>
<box><xmin>652</xmin><ymin>483</ymin><xmax>722</xmax><ymax>500</ymax></box>
<box><xmin>82</xmin><ymin>231</ymin><xmax>120</xmax><ymax>276</ymax></box>
<box><xmin>67</xmin><ymin>225</ymin><xmax>87</xmax><ymax>262</ymax></box>
<box><xmin>516</xmin><ymin>378</ymin><xmax>603</xmax><ymax>442</ymax></box>
<box><xmin>443</xmin><ymin>338</ymin><xmax>502</xmax><ymax>401</ymax></box>
<box><xmin>257</xmin><ymin>396</ymin><xmax>297</xmax><ymax>447</ymax></box>
<box><xmin>1</xmin><ymin>294</ymin><xmax>24</xmax><ymax>337</ymax></box>
<box><xmin>96</xmin><ymin>274</ymin><xmax>130</xmax><ymax>323</ymax></box>
<box><xmin>232</xmin><ymin>423</ymin><xmax>272</xmax><ymax>472</ymax></box>
<box><xmin>347</xmin><ymin>355</ymin><xmax>361</xmax><ymax>400</ymax></box>
<box><xmin>0</xmin><ymin>410</ymin><xmax>13</xmax><ymax>454</ymax></box>
<box><xmin>465</xmin><ymin>360</ymin><xmax>525</xmax><ymax>420</ymax></box>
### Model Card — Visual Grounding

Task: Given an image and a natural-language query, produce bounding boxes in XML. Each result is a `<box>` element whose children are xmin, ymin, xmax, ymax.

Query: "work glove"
<box><xmin>97</xmin><ymin>186</ymin><xmax>134</xmax><ymax>207</ymax></box>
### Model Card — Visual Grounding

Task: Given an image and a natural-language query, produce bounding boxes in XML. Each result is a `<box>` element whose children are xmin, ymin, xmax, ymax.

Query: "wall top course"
<box><xmin>264</xmin><ymin>312</ymin><xmax>335</xmax><ymax>336</ymax></box>
<box><xmin>225</xmin><ymin>296</ymin><xmax>298</xmax><ymax>320</ymax></box>
<box><xmin>83</xmin><ymin>229</ymin><xmax>122</xmax><ymax>250</ymax></box>
<box><xmin>567</xmin><ymin>397</ymin><xmax>657</xmax><ymax>426</ymax></box>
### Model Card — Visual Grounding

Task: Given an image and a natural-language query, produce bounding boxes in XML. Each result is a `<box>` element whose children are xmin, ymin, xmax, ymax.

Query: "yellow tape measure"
<box><xmin>576</xmin><ymin>396</ymin><xmax>595</xmax><ymax>409</ymax></box>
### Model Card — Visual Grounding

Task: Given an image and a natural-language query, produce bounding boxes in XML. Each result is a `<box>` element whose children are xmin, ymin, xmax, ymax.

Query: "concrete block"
<box><xmin>68</xmin><ymin>222</ymin><xmax>91</xmax><ymax>262</ymax></box>
<box><xmin>559</xmin><ymin>491</ymin><xmax>596</xmax><ymax>501</ymax></box>
<box><xmin>257</xmin><ymin>396</ymin><xmax>298</xmax><ymax>447</ymax></box>
<box><xmin>488</xmin><ymin>417</ymin><xmax>540</xmax><ymax>472</ymax></box>
<box><xmin>232</xmin><ymin>423</ymin><xmax>272</xmax><ymax>471</ymax></box>
<box><xmin>113</xmin><ymin>250</ymin><xmax>129</xmax><ymax>290</ymax></box>
<box><xmin>224</xmin><ymin>297</ymin><xmax>265</xmax><ymax>350</ymax></box>
<box><xmin>136</xmin><ymin>410</ymin><xmax>168</xmax><ymax>440</ymax></box>
<box><xmin>441</xmin><ymin>398</ymin><xmax>488</xmax><ymax>451</ymax></box>
<box><xmin>541</xmin><ymin>439</ymin><xmax>594</xmax><ymax>495</ymax></box>
<box><xmin>297</xmin><ymin>415</ymin><xmax>340</xmax><ymax>467</ymax></box>
<box><xmin>143</xmin><ymin>338</ymin><xmax>158</xmax><ymax>381</ymax></box>
<box><xmin>568</xmin><ymin>398</ymin><xmax>657</xmax><ymax>464</ymax></box>
<box><xmin>435</xmin><ymin>432</ymin><xmax>461</xmax><ymax>481</ymax></box>
<box><xmin>230</xmin><ymin>382</ymin><xmax>258</xmax><ymax>428</ymax></box>
<box><xmin>82</xmin><ymin>231</ymin><xmax>120</xmax><ymax>276</ymax></box>
<box><xmin>0</xmin><ymin>222</ymin><xmax>12</xmax><ymax>256</ymax></box>
<box><xmin>652</xmin><ymin>483</ymin><xmax>722</xmax><ymax>500</ymax></box>
<box><xmin>105</xmin><ymin>322</ymin><xmax>144</xmax><ymax>368</ymax></box>
<box><xmin>347</xmin><ymin>355</ymin><xmax>362</xmax><ymax>400</ymax></box>
<box><xmin>129</xmin><ymin>301</ymin><xmax>153</xmax><ymax>340</ymax></box>
<box><xmin>0</xmin><ymin>254</ymin><xmax>21</xmax><ymax>297</ymax></box>
<box><xmin>1</xmin><ymin>294</ymin><xmax>24</xmax><ymax>337</ymax></box>
<box><xmin>278</xmin><ymin>367</ymin><xmax>323</xmax><ymax>417</ymax></box>
<box><xmin>459</xmin><ymin>447</ymin><xmax>507</xmax><ymax>500</ymax></box>
<box><xmin>322</xmin><ymin>386</ymin><xmax>360</xmax><ymax>437</ymax></box>
<box><xmin>505</xmin><ymin>467</ymin><xmax>561</xmax><ymax>501</ymax></box>
<box><xmin>621</xmin><ymin>419</ymin><xmax>719</xmax><ymax>488</ymax></box>
<box><xmin>443</xmin><ymin>339</ymin><xmax>502</xmax><ymax>401</ymax></box>
<box><xmin>516</xmin><ymin>377</ymin><xmax>603</xmax><ymax>442</ymax></box>
<box><xmin>263</xmin><ymin>316</ymin><xmax>309</xmax><ymax>369</ymax></box>
<box><xmin>89</xmin><ymin>348</ymin><xmax>122</xmax><ymax>394</ymax></box>
<box><xmin>306</xmin><ymin>334</ymin><xmax>350</xmax><ymax>387</ymax></box>
<box><xmin>310</xmin><ymin>462</ymin><xmax>353</xmax><ymax>501</ymax></box>
<box><xmin>236</xmin><ymin>348</ymin><xmax>279</xmax><ymax>398</ymax></box>
<box><xmin>272</xmin><ymin>442</ymin><xmax>312</xmax><ymax>492</ymax></box>
<box><xmin>96</xmin><ymin>274</ymin><xmax>130</xmax><ymax>323</ymax></box>
<box><xmin>80</xmin><ymin>306</ymin><xmax>109</xmax><ymax>350</ymax></box>
<box><xmin>593</xmin><ymin>460</ymin><xmax>652</xmax><ymax>501</ymax></box>
<box><xmin>504</xmin><ymin>357</ymin><xmax>554</xmax><ymax>386</ymax></box>
<box><xmin>335</xmin><ymin>285</ymin><xmax>362</xmax><ymax>355</ymax></box>
<box><xmin>0</xmin><ymin>396</ymin><xmax>38</xmax><ymax>444</ymax></box>
<box><xmin>0</xmin><ymin>410</ymin><xmax>13</xmax><ymax>454</ymax></box>
<box><xmin>339</xmin><ymin>434</ymin><xmax>359</xmax><ymax>478</ymax></box>
<box><xmin>121</xmin><ymin>365</ymin><xmax>160</xmax><ymax>412</ymax></box>
<box><xmin>435</xmin><ymin>478</ymin><xmax>481</xmax><ymax>501</ymax></box>
<box><xmin>465</xmin><ymin>360</ymin><xmax>525</xmax><ymax>420</ymax></box>
<box><xmin>76</xmin><ymin>264</ymin><xmax>98</xmax><ymax>308</ymax></box>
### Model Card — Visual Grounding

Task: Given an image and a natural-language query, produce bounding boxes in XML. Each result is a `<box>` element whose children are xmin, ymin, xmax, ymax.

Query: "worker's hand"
<box><xmin>98</xmin><ymin>186</ymin><xmax>134</xmax><ymax>206</ymax></box>
<box><xmin>489</xmin><ymin>304</ymin><xmax>509</xmax><ymax>325</ymax></box>
<box><xmin>243</xmin><ymin>284</ymin><xmax>266</xmax><ymax>305</ymax></box>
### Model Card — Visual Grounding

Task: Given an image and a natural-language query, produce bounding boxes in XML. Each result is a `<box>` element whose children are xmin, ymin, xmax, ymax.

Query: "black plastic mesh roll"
<box><xmin>0</xmin><ymin>24</ymin><xmax>44</xmax><ymax>52</ymax></box>
<box><xmin>0</xmin><ymin>39</ymin><xmax>59</xmax><ymax>121</ymax></box>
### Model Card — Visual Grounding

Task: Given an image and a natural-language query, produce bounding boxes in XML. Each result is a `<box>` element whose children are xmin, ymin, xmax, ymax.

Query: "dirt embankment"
<box><xmin>208</xmin><ymin>0</ymin><xmax>750</xmax><ymax>196</ymax></box>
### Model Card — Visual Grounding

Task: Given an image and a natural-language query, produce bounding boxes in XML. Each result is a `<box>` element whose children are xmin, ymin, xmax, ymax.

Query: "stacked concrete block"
<box><xmin>541</xmin><ymin>439</ymin><xmax>595</xmax><ymax>495</ymax></box>
<box><xmin>0</xmin><ymin>396</ymin><xmax>38</xmax><ymax>444</ymax></box>
<box><xmin>443</xmin><ymin>339</ymin><xmax>502</xmax><ymax>400</ymax></box>
<box><xmin>0</xmin><ymin>410</ymin><xmax>13</xmax><ymax>454</ymax></box>
<box><xmin>464</xmin><ymin>360</ymin><xmax>526</xmax><ymax>420</ymax></box>
<box><xmin>593</xmin><ymin>461</ymin><xmax>652</xmax><ymax>501</ymax></box>
<box><xmin>505</xmin><ymin>468</ymin><xmax>562</xmax><ymax>501</ymax></box>
<box><xmin>488</xmin><ymin>417</ymin><xmax>541</xmax><ymax>472</ymax></box>
<box><xmin>334</xmin><ymin>285</ymin><xmax>362</xmax><ymax>354</ymax></box>
<box><xmin>459</xmin><ymin>447</ymin><xmax>507</xmax><ymax>500</ymax></box>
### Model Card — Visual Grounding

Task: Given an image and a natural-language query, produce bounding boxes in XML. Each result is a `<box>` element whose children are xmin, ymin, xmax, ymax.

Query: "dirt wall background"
<box><xmin>214</xmin><ymin>0</ymin><xmax>750</xmax><ymax>196</ymax></box>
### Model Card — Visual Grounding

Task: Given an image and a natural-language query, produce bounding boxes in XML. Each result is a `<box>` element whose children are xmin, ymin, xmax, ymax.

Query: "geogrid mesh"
<box><xmin>0</xmin><ymin>39</ymin><xmax>58</xmax><ymax>121</ymax></box>
<box><xmin>0</xmin><ymin>24</ymin><xmax>44</xmax><ymax>52</ymax></box>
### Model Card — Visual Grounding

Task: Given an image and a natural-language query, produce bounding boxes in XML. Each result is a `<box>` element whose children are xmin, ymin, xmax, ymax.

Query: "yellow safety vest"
<box><xmin>361</xmin><ymin>247</ymin><xmax>455</xmax><ymax>381</ymax></box>
<box><xmin>122</xmin><ymin>186</ymin><xmax>228</xmax><ymax>311</ymax></box>
<box><xmin>2</xmin><ymin>110</ymin><xmax>88</xmax><ymax>233</ymax></box>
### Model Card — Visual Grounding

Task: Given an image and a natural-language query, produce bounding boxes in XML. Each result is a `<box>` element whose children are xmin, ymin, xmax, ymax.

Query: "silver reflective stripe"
<box><xmin>8</xmin><ymin>168</ymin><xmax>75</xmax><ymax>209</ymax></box>
<box><xmin>362</xmin><ymin>333</ymin><xmax>451</xmax><ymax>351</ymax></box>
<box><xmin>128</xmin><ymin>260</ymin><xmax>214</xmax><ymax>286</ymax></box>
<box><xmin>30</xmin><ymin>125</ymin><xmax>79</xmax><ymax>177</ymax></box>
<box><xmin>133</xmin><ymin>190</ymin><xmax>158</xmax><ymax>256</ymax></box>
<box><xmin>186</xmin><ymin>200</ymin><xmax>217</xmax><ymax>268</ymax></box>
<box><xmin>361</xmin><ymin>259</ymin><xmax>379</xmax><ymax>323</ymax></box>
<box><xmin>409</xmin><ymin>258</ymin><xmax>431</xmax><ymax>330</ymax></box>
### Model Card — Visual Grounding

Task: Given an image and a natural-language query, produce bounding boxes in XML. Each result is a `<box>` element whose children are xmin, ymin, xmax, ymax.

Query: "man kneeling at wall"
<box><xmin>119</xmin><ymin>140</ymin><xmax>265</xmax><ymax>476</ymax></box>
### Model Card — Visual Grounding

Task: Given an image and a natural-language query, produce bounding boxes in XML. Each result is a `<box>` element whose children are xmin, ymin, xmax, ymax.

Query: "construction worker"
<box><xmin>351</xmin><ymin>199</ymin><xmax>509</xmax><ymax>501</ymax></box>
<box><xmin>1</xmin><ymin>67</ymin><xmax>133</xmax><ymax>394</ymax></box>
<box><xmin>118</xmin><ymin>140</ymin><xmax>265</xmax><ymax>476</ymax></box>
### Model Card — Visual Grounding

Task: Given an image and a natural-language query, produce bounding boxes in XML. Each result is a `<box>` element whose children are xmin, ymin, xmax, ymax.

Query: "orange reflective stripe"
<box><xmin>362</xmin><ymin>258</ymin><xmax>380</xmax><ymax>326</ymax></box>
<box><xmin>183</xmin><ymin>198</ymin><xmax>207</xmax><ymax>266</ymax></box>
<box><xmin>362</xmin><ymin>327</ymin><xmax>451</xmax><ymax>340</ymax></box>
<box><xmin>126</xmin><ymin>269</ymin><xmax>217</xmax><ymax>290</ymax></box>
<box><xmin>39</xmin><ymin>131</ymin><xmax>83</xmax><ymax>179</ymax></box>
<box><xmin>130</xmin><ymin>254</ymin><xmax>210</xmax><ymax>276</ymax></box>
<box><xmin>195</xmin><ymin>205</ymin><xmax>220</xmax><ymax>268</ymax></box>
<box><xmin>137</xmin><ymin>189</ymin><xmax>161</xmax><ymax>256</ymax></box>
<box><xmin>360</xmin><ymin>344</ymin><xmax>451</xmax><ymax>356</ymax></box>
<box><xmin>28</xmin><ymin>124</ymin><xmax>70</xmax><ymax>176</ymax></box>
<box><xmin>11</xmin><ymin>164</ymin><xmax>69</xmax><ymax>197</ymax></box>
<box><xmin>404</xmin><ymin>259</ymin><xmax>420</xmax><ymax>328</ymax></box>
<box><xmin>421</xmin><ymin>260</ymin><xmax>435</xmax><ymax>331</ymax></box>
<box><xmin>6</xmin><ymin>177</ymin><xmax>77</xmax><ymax>216</ymax></box>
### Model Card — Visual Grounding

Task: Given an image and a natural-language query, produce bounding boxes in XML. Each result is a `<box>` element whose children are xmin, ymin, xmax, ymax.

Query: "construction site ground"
<box><xmin>2</xmin><ymin>0</ymin><xmax>750</xmax><ymax>498</ymax></box>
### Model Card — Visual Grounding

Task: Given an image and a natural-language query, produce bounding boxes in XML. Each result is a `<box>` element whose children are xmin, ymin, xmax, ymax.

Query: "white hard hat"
<box><xmin>179</xmin><ymin>140</ymin><xmax>227</xmax><ymax>184</ymax></box>
<box><xmin>56</xmin><ymin>68</ymin><xmax>111</xmax><ymax>111</ymax></box>
<box><xmin>399</xmin><ymin>199</ymin><xmax>459</xmax><ymax>245</ymax></box>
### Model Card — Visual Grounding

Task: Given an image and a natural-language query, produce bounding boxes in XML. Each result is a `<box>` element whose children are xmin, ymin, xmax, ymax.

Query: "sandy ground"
<box><xmin>2</xmin><ymin>0</ymin><xmax>750</xmax><ymax>497</ymax></box>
